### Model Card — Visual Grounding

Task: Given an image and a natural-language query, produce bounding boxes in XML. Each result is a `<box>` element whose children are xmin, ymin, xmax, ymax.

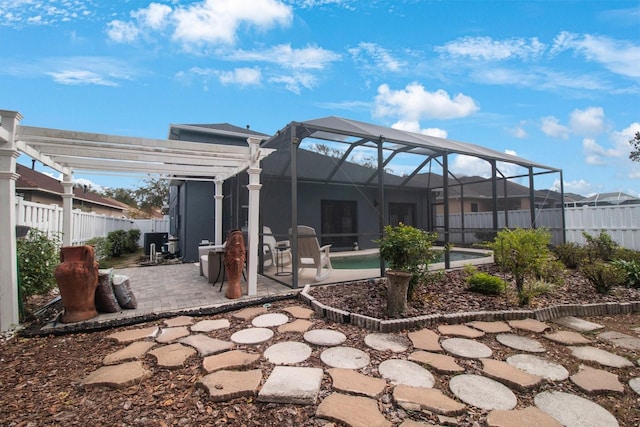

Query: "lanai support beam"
<box><xmin>246</xmin><ymin>137</ymin><xmax>263</xmax><ymax>296</ymax></box>
<box><xmin>214</xmin><ymin>179</ymin><xmax>224</xmax><ymax>246</ymax></box>
<box><xmin>61</xmin><ymin>173</ymin><xmax>74</xmax><ymax>246</ymax></box>
<box><xmin>0</xmin><ymin>110</ymin><xmax>22</xmax><ymax>331</ymax></box>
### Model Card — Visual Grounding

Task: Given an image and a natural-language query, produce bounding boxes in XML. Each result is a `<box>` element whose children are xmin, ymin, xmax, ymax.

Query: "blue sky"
<box><xmin>2</xmin><ymin>0</ymin><xmax>639</xmax><ymax>196</ymax></box>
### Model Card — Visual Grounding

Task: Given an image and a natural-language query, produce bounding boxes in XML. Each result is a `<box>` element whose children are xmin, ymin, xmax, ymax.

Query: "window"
<box><xmin>471</xmin><ymin>203</ymin><xmax>479</xmax><ymax>212</ymax></box>
<box><xmin>389</xmin><ymin>203</ymin><xmax>416</xmax><ymax>227</ymax></box>
<box><xmin>321</xmin><ymin>200</ymin><xmax>357</xmax><ymax>249</ymax></box>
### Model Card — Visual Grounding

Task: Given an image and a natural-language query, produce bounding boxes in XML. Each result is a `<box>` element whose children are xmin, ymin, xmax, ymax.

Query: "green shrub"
<box><xmin>519</xmin><ymin>279</ymin><xmax>555</xmax><ymax>306</ymax></box>
<box><xmin>17</xmin><ymin>229</ymin><xmax>61</xmax><ymax>302</ymax></box>
<box><xmin>466</xmin><ymin>272</ymin><xmax>507</xmax><ymax>295</ymax></box>
<box><xmin>536</xmin><ymin>258</ymin><xmax>565</xmax><ymax>286</ymax></box>
<box><xmin>106</xmin><ymin>230</ymin><xmax>128</xmax><ymax>257</ymax></box>
<box><xmin>552</xmin><ymin>242</ymin><xmax>586</xmax><ymax>269</ymax></box>
<box><xmin>580</xmin><ymin>260</ymin><xmax>626</xmax><ymax>294</ymax></box>
<box><xmin>614</xmin><ymin>248</ymin><xmax>640</xmax><ymax>263</ymax></box>
<box><xmin>611</xmin><ymin>259</ymin><xmax>640</xmax><ymax>288</ymax></box>
<box><xmin>583</xmin><ymin>231</ymin><xmax>618</xmax><ymax>262</ymax></box>
<box><xmin>126</xmin><ymin>229</ymin><xmax>141</xmax><ymax>253</ymax></box>
<box><xmin>86</xmin><ymin>237</ymin><xmax>112</xmax><ymax>261</ymax></box>
<box><xmin>488</xmin><ymin>228</ymin><xmax>552</xmax><ymax>305</ymax></box>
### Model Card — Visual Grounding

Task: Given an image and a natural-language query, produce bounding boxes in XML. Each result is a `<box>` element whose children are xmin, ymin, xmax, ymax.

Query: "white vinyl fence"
<box><xmin>15</xmin><ymin>197</ymin><xmax>169</xmax><ymax>246</ymax></box>
<box><xmin>436</xmin><ymin>204</ymin><xmax>640</xmax><ymax>250</ymax></box>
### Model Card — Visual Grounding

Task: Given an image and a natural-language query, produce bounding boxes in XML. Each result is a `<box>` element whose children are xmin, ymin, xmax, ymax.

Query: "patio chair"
<box><xmin>263</xmin><ymin>226</ymin><xmax>291</xmax><ymax>267</ymax></box>
<box><xmin>290</xmin><ymin>225</ymin><xmax>332</xmax><ymax>281</ymax></box>
<box><xmin>198</xmin><ymin>243</ymin><xmax>224</xmax><ymax>284</ymax></box>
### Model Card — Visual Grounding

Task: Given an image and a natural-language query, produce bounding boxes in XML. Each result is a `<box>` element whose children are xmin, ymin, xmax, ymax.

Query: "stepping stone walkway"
<box><xmin>534</xmin><ymin>391</ymin><xmax>619</xmax><ymax>427</ymax></box>
<box><xmin>506</xmin><ymin>354</ymin><xmax>569</xmax><ymax>381</ymax></box>
<box><xmin>304</xmin><ymin>329</ymin><xmax>346</xmax><ymax>346</ymax></box>
<box><xmin>554</xmin><ymin>316</ymin><xmax>604</xmax><ymax>332</ymax></box>
<box><xmin>321</xmin><ymin>347</ymin><xmax>370</xmax><ymax>369</ymax></box>
<box><xmin>328</xmin><ymin>368</ymin><xmax>386</xmax><ymax>398</ymax></box>
<box><xmin>441</xmin><ymin>337</ymin><xmax>493</xmax><ymax>359</ymax></box>
<box><xmin>364</xmin><ymin>333</ymin><xmax>411</xmax><ymax>352</ymax></box>
<box><xmin>449</xmin><ymin>374</ymin><xmax>517</xmax><ymax>410</ymax></box>
<box><xmin>378</xmin><ymin>359</ymin><xmax>435</xmax><ymax>388</ymax></box>
<box><xmin>258</xmin><ymin>366</ymin><xmax>323</xmax><ymax>404</ymax></box>
<box><xmin>230</xmin><ymin>327</ymin><xmax>274</xmax><ymax>344</ymax></box>
<box><xmin>82</xmin><ymin>311</ymin><xmax>638</xmax><ymax>426</ymax></box>
<box><xmin>568</xmin><ymin>346</ymin><xmax>634</xmax><ymax>368</ymax></box>
<box><xmin>570</xmin><ymin>364</ymin><xmax>624</xmax><ymax>394</ymax></box>
<box><xmin>263</xmin><ymin>341</ymin><xmax>312</xmax><ymax>364</ymax></box>
<box><xmin>408</xmin><ymin>328</ymin><xmax>442</xmax><ymax>352</ymax></box>
<box><xmin>496</xmin><ymin>333</ymin><xmax>546</xmax><ymax>353</ymax></box>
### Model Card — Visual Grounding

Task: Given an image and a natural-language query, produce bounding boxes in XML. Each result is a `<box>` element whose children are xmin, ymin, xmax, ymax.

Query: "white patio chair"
<box><xmin>290</xmin><ymin>225</ymin><xmax>332</xmax><ymax>281</ymax></box>
<box><xmin>263</xmin><ymin>226</ymin><xmax>291</xmax><ymax>267</ymax></box>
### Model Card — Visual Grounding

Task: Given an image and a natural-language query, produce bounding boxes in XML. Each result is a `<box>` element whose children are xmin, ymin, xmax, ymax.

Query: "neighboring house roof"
<box><xmin>578</xmin><ymin>192</ymin><xmax>640</xmax><ymax>206</ymax></box>
<box><xmin>168</xmin><ymin>123</ymin><xmax>269</xmax><ymax>145</ymax></box>
<box><xmin>15</xmin><ymin>163</ymin><xmax>130</xmax><ymax>212</ymax></box>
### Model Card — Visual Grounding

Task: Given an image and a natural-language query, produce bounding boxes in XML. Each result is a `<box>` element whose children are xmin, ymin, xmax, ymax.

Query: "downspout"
<box><xmin>378</xmin><ymin>136</ymin><xmax>385</xmax><ymax>275</ymax></box>
<box><xmin>443</xmin><ymin>153</ymin><xmax>450</xmax><ymax>269</ymax></box>
<box><xmin>291</xmin><ymin>127</ymin><xmax>299</xmax><ymax>289</ymax></box>
<box><xmin>528</xmin><ymin>166</ymin><xmax>536</xmax><ymax>228</ymax></box>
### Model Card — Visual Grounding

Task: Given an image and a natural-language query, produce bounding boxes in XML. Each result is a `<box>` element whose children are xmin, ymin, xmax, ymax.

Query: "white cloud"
<box><xmin>0</xmin><ymin>0</ymin><xmax>94</xmax><ymax>27</ymax></box>
<box><xmin>227</xmin><ymin>44</ymin><xmax>341</xmax><ymax>70</ymax></box>
<box><xmin>391</xmin><ymin>120</ymin><xmax>448</xmax><ymax>138</ymax></box>
<box><xmin>509</xmin><ymin>122</ymin><xmax>528</xmax><ymax>138</ymax></box>
<box><xmin>348</xmin><ymin>42</ymin><xmax>405</xmax><ymax>73</ymax></box>
<box><xmin>569</xmin><ymin>106</ymin><xmax>605</xmax><ymax>137</ymax></box>
<box><xmin>132</xmin><ymin>3</ymin><xmax>172</xmax><ymax>30</ymax></box>
<box><xmin>450</xmin><ymin>150</ymin><xmax>522</xmax><ymax>178</ymax></box>
<box><xmin>582</xmin><ymin>122</ymin><xmax>640</xmax><ymax>165</ymax></box>
<box><xmin>541</xmin><ymin>116</ymin><xmax>570</xmax><ymax>139</ymax></box>
<box><xmin>46</xmin><ymin>69</ymin><xmax>120</xmax><ymax>86</ymax></box>
<box><xmin>218</xmin><ymin>67</ymin><xmax>262</xmax><ymax>86</ymax></box>
<box><xmin>551</xmin><ymin>31</ymin><xmax>640</xmax><ymax>78</ymax></box>
<box><xmin>553</xmin><ymin>178</ymin><xmax>595</xmax><ymax>196</ymax></box>
<box><xmin>374</xmin><ymin>82</ymin><xmax>479</xmax><ymax>121</ymax></box>
<box><xmin>269</xmin><ymin>72</ymin><xmax>317</xmax><ymax>94</ymax></box>
<box><xmin>436</xmin><ymin>36</ymin><xmax>546</xmax><ymax>61</ymax></box>
<box><xmin>106</xmin><ymin>20</ymin><xmax>140</xmax><ymax>43</ymax></box>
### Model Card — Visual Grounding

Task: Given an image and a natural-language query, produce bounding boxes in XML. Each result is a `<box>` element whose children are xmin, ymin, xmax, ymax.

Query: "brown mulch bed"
<box><xmin>1</xmin><ymin>266</ymin><xmax>639</xmax><ymax>426</ymax></box>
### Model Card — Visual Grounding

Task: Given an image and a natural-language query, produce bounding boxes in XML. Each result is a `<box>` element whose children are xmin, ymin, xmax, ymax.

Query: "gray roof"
<box><xmin>265</xmin><ymin>116</ymin><xmax>560</xmax><ymax>172</ymax></box>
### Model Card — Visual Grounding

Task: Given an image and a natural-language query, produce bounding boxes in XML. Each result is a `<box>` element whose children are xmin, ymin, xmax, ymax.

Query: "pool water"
<box><xmin>331</xmin><ymin>250</ymin><xmax>489</xmax><ymax>269</ymax></box>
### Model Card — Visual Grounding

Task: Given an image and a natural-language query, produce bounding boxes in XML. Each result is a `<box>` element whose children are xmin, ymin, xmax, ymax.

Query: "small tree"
<box><xmin>489</xmin><ymin>228</ymin><xmax>552</xmax><ymax>305</ymax></box>
<box><xmin>17</xmin><ymin>229</ymin><xmax>61</xmax><ymax>307</ymax></box>
<box><xmin>629</xmin><ymin>131</ymin><xmax>640</xmax><ymax>163</ymax></box>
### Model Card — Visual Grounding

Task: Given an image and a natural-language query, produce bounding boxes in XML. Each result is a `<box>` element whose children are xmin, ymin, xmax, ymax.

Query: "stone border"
<box><xmin>300</xmin><ymin>284</ymin><xmax>640</xmax><ymax>333</ymax></box>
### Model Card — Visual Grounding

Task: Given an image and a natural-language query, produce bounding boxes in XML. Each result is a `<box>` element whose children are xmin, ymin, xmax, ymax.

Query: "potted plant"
<box><xmin>376</xmin><ymin>223</ymin><xmax>438</xmax><ymax>317</ymax></box>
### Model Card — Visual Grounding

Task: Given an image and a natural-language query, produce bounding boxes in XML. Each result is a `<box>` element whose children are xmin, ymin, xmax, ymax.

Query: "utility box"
<box><xmin>144</xmin><ymin>232</ymin><xmax>168</xmax><ymax>255</ymax></box>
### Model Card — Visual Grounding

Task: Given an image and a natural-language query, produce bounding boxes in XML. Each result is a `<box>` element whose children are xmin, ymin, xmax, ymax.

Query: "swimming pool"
<box><xmin>330</xmin><ymin>249</ymin><xmax>491</xmax><ymax>269</ymax></box>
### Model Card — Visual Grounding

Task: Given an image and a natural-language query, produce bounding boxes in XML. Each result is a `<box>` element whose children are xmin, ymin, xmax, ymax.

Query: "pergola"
<box><xmin>0</xmin><ymin>110</ymin><xmax>273</xmax><ymax>331</ymax></box>
<box><xmin>264</xmin><ymin>116</ymin><xmax>565</xmax><ymax>288</ymax></box>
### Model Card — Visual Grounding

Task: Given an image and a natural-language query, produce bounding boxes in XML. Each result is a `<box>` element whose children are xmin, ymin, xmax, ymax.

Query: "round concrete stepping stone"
<box><xmin>408</xmin><ymin>351</ymin><xmax>464</xmax><ymax>373</ymax></box>
<box><xmin>107</xmin><ymin>326</ymin><xmax>159</xmax><ymax>344</ymax></box>
<box><xmin>328</xmin><ymin>368</ymin><xmax>386</xmax><ymax>399</ymax></box>
<box><xmin>508</xmin><ymin>318</ymin><xmax>549</xmax><ymax>333</ymax></box>
<box><xmin>364</xmin><ymin>333</ymin><xmax>411</xmax><ymax>352</ymax></box>
<box><xmin>378</xmin><ymin>359</ymin><xmax>435</xmax><ymax>388</ymax></box>
<box><xmin>202</xmin><ymin>350</ymin><xmax>260</xmax><ymax>373</ymax></box>
<box><xmin>232</xmin><ymin>306</ymin><xmax>267</xmax><ymax>320</ymax></box>
<box><xmin>568</xmin><ymin>345</ymin><xmax>634</xmax><ymax>368</ymax></box>
<box><xmin>320</xmin><ymin>346</ymin><xmax>370</xmax><ymax>369</ymax></box>
<box><xmin>81</xmin><ymin>361</ymin><xmax>151</xmax><ymax>389</ymax></box>
<box><xmin>230</xmin><ymin>327</ymin><xmax>274</xmax><ymax>344</ymax></box>
<box><xmin>148</xmin><ymin>343</ymin><xmax>197</xmax><ymax>368</ymax></box>
<box><xmin>316</xmin><ymin>392</ymin><xmax>392</xmax><ymax>427</ymax></box>
<box><xmin>103</xmin><ymin>341</ymin><xmax>156</xmax><ymax>365</ymax></box>
<box><xmin>264</xmin><ymin>341</ymin><xmax>312</xmax><ymax>365</ymax></box>
<box><xmin>467</xmin><ymin>321</ymin><xmax>511</xmax><ymax>334</ymax></box>
<box><xmin>496</xmin><ymin>333</ymin><xmax>545</xmax><ymax>353</ymax></box>
<box><xmin>258</xmin><ymin>366</ymin><xmax>324</xmax><ymax>405</ymax></box>
<box><xmin>441</xmin><ymin>337</ymin><xmax>492</xmax><ymax>359</ymax></box>
<box><xmin>629</xmin><ymin>377</ymin><xmax>640</xmax><ymax>396</ymax></box>
<box><xmin>544</xmin><ymin>330</ymin><xmax>591</xmax><ymax>345</ymax></box>
<box><xmin>304</xmin><ymin>329</ymin><xmax>347</xmax><ymax>346</ymax></box>
<box><xmin>449</xmin><ymin>374</ymin><xmax>517</xmax><ymax>410</ymax></box>
<box><xmin>598</xmin><ymin>330</ymin><xmax>640</xmax><ymax>350</ymax></box>
<box><xmin>163</xmin><ymin>315</ymin><xmax>193</xmax><ymax>327</ymax></box>
<box><xmin>534</xmin><ymin>391</ymin><xmax>619</xmax><ymax>427</ymax></box>
<box><xmin>506</xmin><ymin>354</ymin><xmax>569</xmax><ymax>381</ymax></box>
<box><xmin>198</xmin><ymin>369</ymin><xmax>263</xmax><ymax>402</ymax></box>
<box><xmin>570</xmin><ymin>364</ymin><xmax>624</xmax><ymax>394</ymax></box>
<box><xmin>278</xmin><ymin>319</ymin><xmax>313</xmax><ymax>333</ymax></box>
<box><xmin>487</xmin><ymin>406</ymin><xmax>562</xmax><ymax>427</ymax></box>
<box><xmin>394</xmin><ymin>385</ymin><xmax>466</xmax><ymax>415</ymax></box>
<box><xmin>408</xmin><ymin>328</ymin><xmax>442</xmax><ymax>352</ymax></box>
<box><xmin>553</xmin><ymin>316</ymin><xmax>604</xmax><ymax>332</ymax></box>
<box><xmin>481</xmin><ymin>358</ymin><xmax>543</xmax><ymax>390</ymax></box>
<box><xmin>438</xmin><ymin>324</ymin><xmax>485</xmax><ymax>338</ymax></box>
<box><xmin>179</xmin><ymin>334</ymin><xmax>234</xmax><ymax>356</ymax></box>
<box><xmin>156</xmin><ymin>326</ymin><xmax>191</xmax><ymax>344</ymax></box>
<box><xmin>282</xmin><ymin>305</ymin><xmax>314</xmax><ymax>319</ymax></box>
<box><xmin>191</xmin><ymin>319</ymin><xmax>230</xmax><ymax>332</ymax></box>
<box><xmin>252</xmin><ymin>312</ymin><xmax>289</xmax><ymax>327</ymax></box>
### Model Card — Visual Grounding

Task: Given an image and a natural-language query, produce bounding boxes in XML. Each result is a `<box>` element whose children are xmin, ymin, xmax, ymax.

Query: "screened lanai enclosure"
<box><xmin>236</xmin><ymin>117</ymin><xmax>565</xmax><ymax>288</ymax></box>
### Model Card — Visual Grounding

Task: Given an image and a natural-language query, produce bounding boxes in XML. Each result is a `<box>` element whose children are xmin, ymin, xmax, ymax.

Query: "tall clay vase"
<box><xmin>224</xmin><ymin>230</ymin><xmax>245</xmax><ymax>299</ymax></box>
<box><xmin>55</xmin><ymin>245</ymin><xmax>99</xmax><ymax>323</ymax></box>
<box><xmin>385</xmin><ymin>270</ymin><xmax>412</xmax><ymax>318</ymax></box>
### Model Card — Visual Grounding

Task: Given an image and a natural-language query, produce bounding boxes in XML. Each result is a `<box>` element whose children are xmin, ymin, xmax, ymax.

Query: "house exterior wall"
<box><xmin>172</xmin><ymin>180</ymin><xmax>217</xmax><ymax>262</ymax></box>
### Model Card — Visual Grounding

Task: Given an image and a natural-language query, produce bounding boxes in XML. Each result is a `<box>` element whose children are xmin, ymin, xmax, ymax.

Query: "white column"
<box><xmin>246</xmin><ymin>137</ymin><xmax>262</xmax><ymax>296</ymax></box>
<box><xmin>0</xmin><ymin>110</ymin><xmax>23</xmax><ymax>331</ymax></box>
<box><xmin>214</xmin><ymin>179</ymin><xmax>224</xmax><ymax>246</ymax></box>
<box><xmin>61</xmin><ymin>173</ymin><xmax>74</xmax><ymax>246</ymax></box>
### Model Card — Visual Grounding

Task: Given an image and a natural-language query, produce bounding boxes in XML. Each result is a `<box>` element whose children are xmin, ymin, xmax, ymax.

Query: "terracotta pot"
<box><xmin>385</xmin><ymin>270</ymin><xmax>412</xmax><ymax>318</ymax></box>
<box><xmin>224</xmin><ymin>230</ymin><xmax>245</xmax><ymax>299</ymax></box>
<box><xmin>55</xmin><ymin>245</ymin><xmax>99</xmax><ymax>323</ymax></box>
